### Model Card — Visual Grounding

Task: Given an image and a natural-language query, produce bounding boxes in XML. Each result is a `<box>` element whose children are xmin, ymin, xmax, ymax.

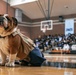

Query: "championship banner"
<box><xmin>65</xmin><ymin>19</ymin><xmax>74</xmax><ymax>35</ymax></box>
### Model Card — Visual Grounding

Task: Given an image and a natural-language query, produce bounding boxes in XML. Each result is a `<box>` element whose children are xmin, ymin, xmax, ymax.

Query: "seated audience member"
<box><xmin>71</xmin><ymin>44</ymin><xmax>76</xmax><ymax>50</ymax></box>
<box><xmin>57</xmin><ymin>42</ymin><xmax>63</xmax><ymax>49</ymax></box>
<box><xmin>63</xmin><ymin>43</ymin><xmax>70</xmax><ymax>50</ymax></box>
<box><xmin>38</xmin><ymin>43</ymin><xmax>44</xmax><ymax>52</ymax></box>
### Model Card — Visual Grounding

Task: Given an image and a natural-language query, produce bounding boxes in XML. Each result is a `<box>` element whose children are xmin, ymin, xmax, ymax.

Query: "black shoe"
<box><xmin>20</xmin><ymin>60</ymin><xmax>29</xmax><ymax>66</ymax></box>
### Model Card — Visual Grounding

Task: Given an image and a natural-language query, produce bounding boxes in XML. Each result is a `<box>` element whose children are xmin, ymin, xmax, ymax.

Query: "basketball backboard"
<box><xmin>41</xmin><ymin>20</ymin><xmax>53</xmax><ymax>33</ymax></box>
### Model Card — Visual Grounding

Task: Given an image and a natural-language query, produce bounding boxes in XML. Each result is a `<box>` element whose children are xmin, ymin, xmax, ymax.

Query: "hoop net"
<box><xmin>40</xmin><ymin>20</ymin><xmax>53</xmax><ymax>33</ymax></box>
<box><xmin>42</xmin><ymin>28</ymin><xmax>47</xmax><ymax>33</ymax></box>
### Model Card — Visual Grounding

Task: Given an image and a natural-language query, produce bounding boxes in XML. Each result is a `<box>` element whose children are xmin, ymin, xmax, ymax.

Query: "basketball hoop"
<box><xmin>40</xmin><ymin>20</ymin><xmax>53</xmax><ymax>33</ymax></box>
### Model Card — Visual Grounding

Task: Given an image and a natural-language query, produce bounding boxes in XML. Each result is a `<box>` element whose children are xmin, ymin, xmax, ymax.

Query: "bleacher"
<box><xmin>34</xmin><ymin>34</ymin><xmax>76</xmax><ymax>54</ymax></box>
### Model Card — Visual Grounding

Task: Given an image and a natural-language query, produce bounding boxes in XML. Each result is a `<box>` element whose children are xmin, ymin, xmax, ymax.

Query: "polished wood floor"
<box><xmin>44</xmin><ymin>54</ymin><xmax>76</xmax><ymax>63</ymax></box>
<box><xmin>0</xmin><ymin>66</ymin><xmax>76</xmax><ymax>75</ymax></box>
<box><xmin>0</xmin><ymin>54</ymin><xmax>76</xmax><ymax>75</ymax></box>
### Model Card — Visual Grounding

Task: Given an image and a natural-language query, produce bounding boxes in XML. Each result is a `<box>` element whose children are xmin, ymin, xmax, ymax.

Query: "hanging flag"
<box><xmin>65</xmin><ymin>19</ymin><xmax>74</xmax><ymax>35</ymax></box>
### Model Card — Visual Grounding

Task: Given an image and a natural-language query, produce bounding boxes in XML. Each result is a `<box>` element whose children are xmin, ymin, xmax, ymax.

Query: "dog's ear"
<box><xmin>12</xmin><ymin>17</ymin><xmax>18</xmax><ymax>26</ymax></box>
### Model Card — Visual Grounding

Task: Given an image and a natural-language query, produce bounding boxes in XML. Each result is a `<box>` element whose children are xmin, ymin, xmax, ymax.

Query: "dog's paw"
<box><xmin>5</xmin><ymin>62</ymin><xmax>15</xmax><ymax>67</ymax></box>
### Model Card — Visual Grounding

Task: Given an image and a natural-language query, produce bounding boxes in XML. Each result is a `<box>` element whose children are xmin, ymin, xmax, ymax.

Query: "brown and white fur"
<box><xmin>0</xmin><ymin>14</ymin><xmax>35</xmax><ymax>67</ymax></box>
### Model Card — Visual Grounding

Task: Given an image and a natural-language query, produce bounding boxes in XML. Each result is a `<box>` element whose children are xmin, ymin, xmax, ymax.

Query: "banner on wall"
<box><xmin>65</xmin><ymin>19</ymin><xmax>74</xmax><ymax>35</ymax></box>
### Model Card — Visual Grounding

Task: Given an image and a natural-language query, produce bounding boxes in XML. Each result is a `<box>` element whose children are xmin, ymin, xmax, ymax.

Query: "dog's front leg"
<box><xmin>0</xmin><ymin>50</ymin><xmax>6</xmax><ymax>66</ymax></box>
<box><xmin>5</xmin><ymin>54</ymin><xmax>17</xmax><ymax>67</ymax></box>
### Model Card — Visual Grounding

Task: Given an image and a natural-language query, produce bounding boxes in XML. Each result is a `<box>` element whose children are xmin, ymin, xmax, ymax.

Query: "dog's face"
<box><xmin>0</xmin><ymin>14</ymin><xmax>18</xmax><ymax>35</ymax></box>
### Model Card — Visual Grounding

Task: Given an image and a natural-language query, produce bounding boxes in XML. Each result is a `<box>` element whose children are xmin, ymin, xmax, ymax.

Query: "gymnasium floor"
<box><xmin>0</xmin><ymin>54</ymin><xmax>76</xmax><ymax>75</ymax></box>
<box><xmin>0</xmin><ymin>66</ymin><xmax>75</xmax><ymax>75</ymax></box>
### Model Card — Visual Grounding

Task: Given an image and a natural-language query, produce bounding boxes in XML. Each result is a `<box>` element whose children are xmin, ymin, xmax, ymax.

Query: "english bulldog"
<box><xmin>0</xmin><ymin>14</ymin><xmax>46</xmax><ymax>67</ymax></box>
<box><xmin>0</xmin><ymin>14</ymin><xmax>35</xmax><ymax>66</ymax></box>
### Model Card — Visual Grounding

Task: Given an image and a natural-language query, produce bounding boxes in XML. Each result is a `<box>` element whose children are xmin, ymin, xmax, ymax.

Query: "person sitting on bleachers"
<box><xmin>71</xmin><ymin>44</ymin><xmax>76</xmax><ymax>51</ymax></box>
<box><xmin>63</xmin><ymin>43</ymin><xmax>70</xmax><ymax>50</ymax></box>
